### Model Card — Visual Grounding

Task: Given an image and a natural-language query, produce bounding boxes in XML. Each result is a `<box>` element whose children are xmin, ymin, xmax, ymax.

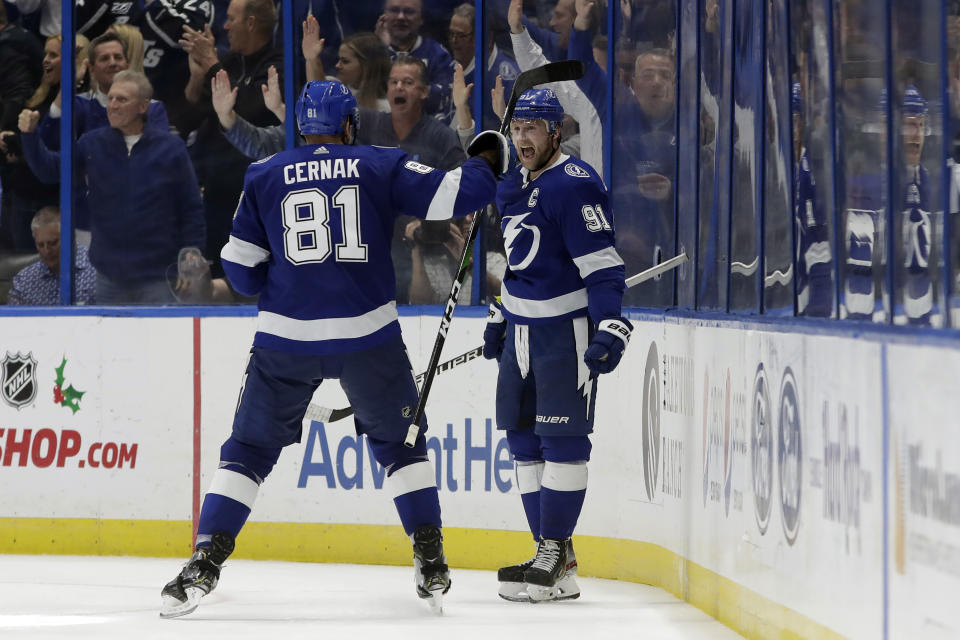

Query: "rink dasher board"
<box><xmin>0</xmin><ymin>311</ymin><xmax>958</xmax><ymax>639</ymax></box>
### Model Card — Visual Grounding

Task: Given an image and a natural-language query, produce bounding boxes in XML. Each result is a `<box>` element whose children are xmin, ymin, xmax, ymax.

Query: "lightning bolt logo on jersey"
<box><xmin>495</xmin><ymin>154</ymin><xmax>625</xmax><ymax>325</ymax></box>
<box><xmin>503</xmin><ymin>212</ymin><xmax>542</xmax><ymax>271</ymax></box>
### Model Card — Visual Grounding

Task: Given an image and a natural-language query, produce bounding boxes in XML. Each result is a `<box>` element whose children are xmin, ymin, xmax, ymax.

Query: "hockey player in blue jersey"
<box><xmin>482</xmin><ymin>88</ymin><xmax>630</xmax><ymax>602</ymax></box>
<box><xmin>898</xmin><ymin>85</ymin><xmax>934</xmax><ymax>324</ymax></box>
<box><xmin>159</xmin><ymin>80</ymin><xmax>509</xmax><ymax>618</ymax></box>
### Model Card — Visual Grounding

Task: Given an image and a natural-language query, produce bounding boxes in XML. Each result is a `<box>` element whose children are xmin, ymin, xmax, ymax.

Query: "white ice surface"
<box><xmin>0</xmin><ymin>555</ymin><xmax>745</xmax><ymax>640</ymax></box>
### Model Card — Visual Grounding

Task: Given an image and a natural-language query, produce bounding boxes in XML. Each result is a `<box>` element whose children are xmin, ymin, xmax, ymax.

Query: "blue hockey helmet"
<box><xmin>902</xmin><ymin>85</ymin><xmax>927</xmax><ymax>117</ymax></box>
<box><xmin>296</xmin><ymin>80</ymin><xmax>359</xmax><ymax>142</ymax></box>
<box><xmin>512</xmin><ymin>88</ymin><xmax>564</xmax><ymax>132</ymax></box>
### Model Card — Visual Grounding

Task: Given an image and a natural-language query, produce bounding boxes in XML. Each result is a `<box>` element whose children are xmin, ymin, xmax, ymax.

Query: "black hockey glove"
<box><xmin>483</xmin><ymin>298</ymin><xmax>507</xmax><ymax>360</ymax></box>
<box><xmin>584</xmin><ymin>317</ymin><xmax>633</xmax><ymax>375</ymax></box>
<box><xmin>467</xmin><ymin>129</ymin><xmax>511</xmax><ymax>177</ymax></box>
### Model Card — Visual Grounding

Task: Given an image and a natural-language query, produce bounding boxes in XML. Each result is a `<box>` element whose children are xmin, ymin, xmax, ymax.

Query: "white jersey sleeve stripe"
<box><xmin>205</xmin><ymin>468</ymin><xmax>260</xmax><ymax>509</ymax></box>
<box><xmin>424</xmin><ymin>167</ymin><xmax>463</xmax><ymax>220</ymax></box>
<box><xmin>257</xmin><ymin>301</ymin><xmax>398</xmax><ymax>342</ymax></box>
<box><xmin>388</xmin><ymin>460</ymin><xmax>436</xmax><ymax>498</ymax></box>
<box><xmin>501</xmin><ymin>285</ymin><xmax>588</xmax><ymax>318</ymax></box>
<box><xmin>572</xmin><ymin>247</ymin><xmax>625</xmax><ymax>280</ymax></box>
<box><xmin>221</xmin><ymin>235</ymin><xmax>271</xmax><ymax>267</ymax></box>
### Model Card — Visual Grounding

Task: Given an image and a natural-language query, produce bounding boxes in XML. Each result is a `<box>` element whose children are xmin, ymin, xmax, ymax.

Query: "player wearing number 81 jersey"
<box><xmin>160</xmin><ymin>80</ymin><xmax>505</xmax><ymax>618</ymax></box>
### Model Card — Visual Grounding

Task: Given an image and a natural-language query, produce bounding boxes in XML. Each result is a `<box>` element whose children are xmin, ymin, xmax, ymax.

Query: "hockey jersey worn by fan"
<box><xmin>221</xmin><ymin>145</ymin><xmax>496</xmax><ymax>355</ymax></box>
<box><xmin>495</xmin><ymin>154</ymin><xmax>625</xmax><ymax>325</ymax></box>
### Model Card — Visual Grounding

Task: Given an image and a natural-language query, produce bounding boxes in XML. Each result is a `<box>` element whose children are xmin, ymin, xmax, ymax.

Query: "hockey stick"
<box><xmin>400</xmin><ymin>60</ymin><xmax>585</xmax><ymax>447</ymax></box>
<box><xmin>304</xmin><ymin>252</ymin><xmax>687</xmax><ymax>426</ymax></box>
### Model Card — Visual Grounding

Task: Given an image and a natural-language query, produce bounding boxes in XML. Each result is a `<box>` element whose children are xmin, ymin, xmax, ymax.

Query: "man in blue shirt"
<box><xmin>20</xmin><ymin>70</ymin><xmax>206</xmax><ymax>304</ymax></box>
<box><xmin>7</xmin><ymin>207</ymin><xmax>96</xmax><ymax>305</ymax></box>
<box><xmin>159</xmin><ymin>80</ymin><xmax>509</xmax><ymax>618</ymax></box>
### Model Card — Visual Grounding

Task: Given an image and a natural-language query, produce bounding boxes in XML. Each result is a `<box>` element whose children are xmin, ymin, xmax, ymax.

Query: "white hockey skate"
<box><xmin>160</xmin><ymin>532</ymin><xmax>234</xmax><ymax>618</ymax></box>
<box><xmin>498</xmin><ymin>538</ymin><xmax>579</xmax><ymax>603</ymax></box>
<box><xmin>412</xmin><ymin>525</ymin><xmax>451</xmax><ymax>614</ymax></box>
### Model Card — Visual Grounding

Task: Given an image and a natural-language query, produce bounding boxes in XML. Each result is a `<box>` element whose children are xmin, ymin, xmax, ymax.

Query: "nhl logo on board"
<box><xmin>2</xmin><ymin>351</ymin><xmax>38</xmax><ymax>409</ymax></box>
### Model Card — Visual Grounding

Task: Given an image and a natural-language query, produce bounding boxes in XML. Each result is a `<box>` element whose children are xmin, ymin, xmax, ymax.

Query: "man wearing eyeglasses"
<box><xmin>376</xmin><ymin>0</ymin><xmax>456</xmax><ymax>125</ymax></box>
<box><xmin>447</xmin><ymin>2</ymin><xmax>518</xmax><ymax>134</ymax></box>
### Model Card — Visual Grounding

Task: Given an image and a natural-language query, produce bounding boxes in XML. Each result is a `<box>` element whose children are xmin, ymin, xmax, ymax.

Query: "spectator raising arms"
<box><xmin>179</xmin><ymin>0</ymin><xmax>283</xmax><ymax>281</ymax></box>
<box><xmin>303</xmin><ymin>15</ymin><xmax>391</xmax><ymax>112</ymax></box>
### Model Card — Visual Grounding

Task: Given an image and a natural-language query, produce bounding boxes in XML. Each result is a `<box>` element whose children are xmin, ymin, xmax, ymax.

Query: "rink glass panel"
<box><xmin>728</xmin><ymin>0</ymin><xmax>763</xmax><ymax>314</ymax></box>
<box><xmin>696</xmin><ymin>0</ymin><xmax>734</xmax><ymax>311</ymax></box>
<box><xmin>676</xmin><ymin>0</ymin><xmax>700</xmax><ymax>309</ymax></box>
<box><xmin>833</xmin><ymin>0</ymin><xmax>890</xmax><ymax>322</ymax></box>
<box><xmin>951</xmin><ymin>2</ymin><xmax>960</xmax><ymax>325</ymax></box>
<box><xmin>788</xmin><ymin>0</ymin><xmax>840</xmax><ymax>318</ymax></box>
<box><xmin>890</xmin><ymin>0</ymin><xmax>946</xmax><ymax>327</ymax></box>
<box><xmin>614</xmin><ymin>0</ymin><xmax>679</xmax><ymax>308</ymax></box>
<box><xmin>761</xmin><ymin>0</ymin><xmax>795</xmax><ymax>316</ymax></box>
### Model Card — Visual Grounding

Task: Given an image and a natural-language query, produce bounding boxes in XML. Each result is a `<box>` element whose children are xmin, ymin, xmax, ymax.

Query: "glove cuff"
<box><xmin>597</xmin><ymin>317</ymin><xmax>632</xmax><ymax>347</ymax></box>
<box><xmin>467</xmin><ymin>129</ymin><xmax>511</xmax><ymax>176</ymax></box>
<box><xmin>488</xmin><ymin>301</ymin><xmax>505</xmax><ymax>324</ymax></box>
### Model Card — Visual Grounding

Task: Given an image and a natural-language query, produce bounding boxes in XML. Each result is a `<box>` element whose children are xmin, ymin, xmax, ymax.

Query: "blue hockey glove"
<box><xmin>483</xmin><ymin>298</ymin><xmax>507</xmax><ymax>360</ymax></box>
<box><xmin>583</xmin><ymin>317</ymin><xmax>633</xmax><ymax>375</ymax></box>
<box><xmin>467</xmin><ymin>129</ymin><xmax>511</xmax><ymax>177</ymax></box>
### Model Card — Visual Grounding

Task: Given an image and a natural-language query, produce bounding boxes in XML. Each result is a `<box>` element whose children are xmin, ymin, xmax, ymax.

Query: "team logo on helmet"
<box><xmin>512</xmin><ymin>88</ymin><xmax>564</xmax><ymax>125</ymax></box>
<box><xmin>2</xmin><ymin>352</ymin><xmax>38</xmax><ymax>409</ymax></box>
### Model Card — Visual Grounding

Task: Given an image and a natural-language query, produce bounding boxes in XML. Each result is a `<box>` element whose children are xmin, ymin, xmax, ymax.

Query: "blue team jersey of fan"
<box><xmin>221</xmin><ymin>144</ymin><xmax>496</xmax><ymax>355</ymax></box>
<box><xmin>495</xmin><ymin>153</ymin><xmax>625</xmax><ymax>325</ymax></box>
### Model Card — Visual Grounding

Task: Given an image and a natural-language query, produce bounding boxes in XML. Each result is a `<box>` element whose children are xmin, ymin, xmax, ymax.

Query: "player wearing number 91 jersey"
<box><xmin>485</xmin><ymin>88</ymin><xmax>629</xmax><ymax>604</ymax></box>
<box><xmin>159</xmin><ymin>81</ymin><xmax>503</xmax><ymax>619</ymax></box>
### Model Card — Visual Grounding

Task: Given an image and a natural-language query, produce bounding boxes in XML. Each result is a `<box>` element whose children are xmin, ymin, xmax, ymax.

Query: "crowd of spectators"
<box><xmin>0</xmin><ymin>0</ymin><xmax>686</xmax><ymax>309</ymax></box>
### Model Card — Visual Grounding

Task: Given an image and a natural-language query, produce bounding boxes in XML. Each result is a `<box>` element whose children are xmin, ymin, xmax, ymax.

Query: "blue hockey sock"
<box><xmin>196</xmin><ymin>465</ymin><xmax>260</xmax><ymax>545</ymax></box>
<box><xmin>196</xmin><ymin>437</ymin><xmax>281</xmax><ymax>547</ymax></box>
<box><xmin>393</xmin><ymin>482</ymin><xmax>442</xmax><ymax>536</ymax></box>
<box><xmin>539</xmin><ymin>461</ymin><xmax>587</xmax><ymax>540</ymax></box>
<box><xmin>368</xmin><ymin>435</ymin><xmax>440</xmax><ymax>535</ymax></box>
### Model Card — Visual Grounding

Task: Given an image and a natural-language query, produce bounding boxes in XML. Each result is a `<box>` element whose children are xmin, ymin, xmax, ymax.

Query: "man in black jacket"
<box><xmin>0</xmin><ymin>3</ymin><xmax>42</xmax><ymax>132</ymax></box>
<box><xmin>179</xmin><ymin>0</ymin><xmax>282</xmax><ymax>280</ymax></box>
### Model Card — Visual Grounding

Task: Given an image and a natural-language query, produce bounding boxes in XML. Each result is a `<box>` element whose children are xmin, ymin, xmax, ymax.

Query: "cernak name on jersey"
<box><xmin>283</xmin><ymin>159</ymin><xmax>360</xmax><ymax>185</ymax></box>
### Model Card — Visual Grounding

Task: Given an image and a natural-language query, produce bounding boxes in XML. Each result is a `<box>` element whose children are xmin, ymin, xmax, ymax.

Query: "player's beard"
<box><xmin>529</xmin><ymin>134</ymin><xmax>561</xmax><ymax>174</ymax></box>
